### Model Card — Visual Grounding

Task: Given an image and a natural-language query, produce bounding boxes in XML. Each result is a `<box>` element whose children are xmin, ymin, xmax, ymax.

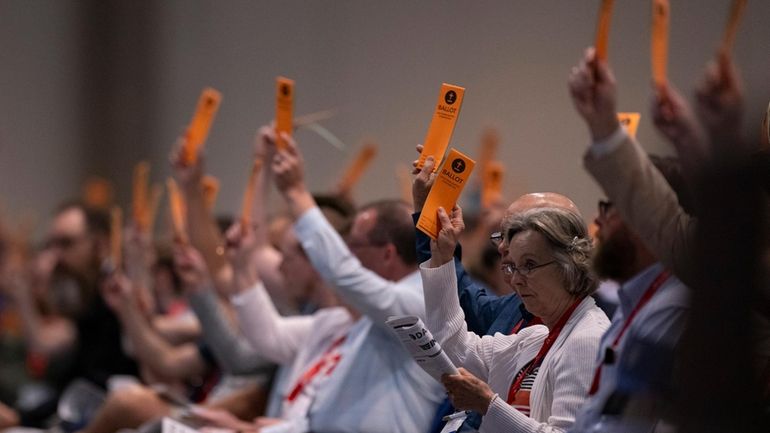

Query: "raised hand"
<box><xmin>271</xmin><ymin>132</ymin><xmax>306</xmax><ymax>195</ymax></box>
<box><xmin>100</xmin><ymin>273</ymin><xmax>135</xmax><ymax>314</ymax></box>
<box><xmin>169</xmin><ymin>136</ymin><xmax>204</xmax><ymax>192</ymax></box>
<box><xmin>652</xmin><ymin>83</ymin><xmax>707</xmax><ymax>148</ymax></box>
<box><xmin>255</xmin><ymin>125</ymin><xmax>278</xmax><ymax>166</ymax></box>
<box><xmin>266</xmin><ymin>127</ymin><xmax>315</xmax><ymax>218</ymax></box>
<box><xmin>429</xmin><ymin>206</ymin><xmax>464</xmax><ymax>267</ymax></box>
<box><xmin>223</xmin><ymin>221</ymin><xmax>261</xmax><ymax>293</ymax></box>
<box><xmin>172</xmin><ymin>243</ymin><xmax>212</xmax><ymax>294</ymax></box>
<box><xmin>441</xmin><ymin>367</ymin><xmax>495</xmax><ymax>415</ymax></box>
<box><xmin>568</xmin><ymin>47</ymin><xmax>619</xmax><ymax>142</ymax></box>
<box><xmin>412</xmin><ymin>144</ymin><xmax>436</xmax><ymax>213</ymax></box>
<box><xmin>695</xmin><ymin>51</ymin><xmax>744</xmax><ymax>141</ymax></box>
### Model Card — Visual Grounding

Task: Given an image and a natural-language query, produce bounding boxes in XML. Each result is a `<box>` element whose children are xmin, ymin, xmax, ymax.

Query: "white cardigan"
<box><xmin>421</xmin><ymin>260</ymin><xmax>610</xmax><ymax>433</ymax></box>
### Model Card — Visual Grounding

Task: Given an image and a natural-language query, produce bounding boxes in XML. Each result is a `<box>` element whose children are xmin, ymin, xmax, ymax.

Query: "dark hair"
<box><xmin>55</xmin><ymin>200</ymin><xmax>110</xmax><ymax>238</ymax></box>
<box><xmin>360</xmin><ymin>200</ymin><xmax>417</xmax><ymax>265</ymax></box>
<box><xmin>314</xmin><ymin>193</ymin><xmax>355</xmax><ymax>237</ymax></box>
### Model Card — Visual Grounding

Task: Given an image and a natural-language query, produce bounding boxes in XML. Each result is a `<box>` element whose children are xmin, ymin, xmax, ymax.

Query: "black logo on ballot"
<box><xmin>451</xmin><ymin>158</ymin><xmax>466</xmax><ymax>174</ymax></box>
<box><xmin>444</xmin><ymin>90</ymin><xmax>457</xmax><ymax>105</ymax></box>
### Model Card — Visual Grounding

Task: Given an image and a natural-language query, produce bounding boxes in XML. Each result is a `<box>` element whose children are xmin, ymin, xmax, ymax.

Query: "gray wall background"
<box><xmin>1</xmin><ymin>0</ymin><xmax>769</xmax><ymax>233</ymax></box>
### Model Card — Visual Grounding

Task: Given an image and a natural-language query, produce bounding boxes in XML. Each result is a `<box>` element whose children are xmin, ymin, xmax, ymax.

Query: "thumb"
<box><xmin>281</xmin><ymin>132</ymin><xmax>300</xmax><ymax>157</ymax></box>
<box><xmin>418</xmin><ymin>157</ymin><xmax>435</xmax><ymax>181</ymax></box>
<box><xmin>437</xmin><ymin>207</ymin><xmax>452</xmax><ymax>232</ymax></box>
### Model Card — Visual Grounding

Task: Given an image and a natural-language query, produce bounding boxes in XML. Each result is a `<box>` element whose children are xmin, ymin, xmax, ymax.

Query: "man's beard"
<box><xmin>593</xmin><ymin>227</ymin><xmax>638</xmax><ymax>282</ymax></box>
<box><xmin>51</xmin><ymin>260</ymin><xmax>101</xmax><ymax>317</ymax></box>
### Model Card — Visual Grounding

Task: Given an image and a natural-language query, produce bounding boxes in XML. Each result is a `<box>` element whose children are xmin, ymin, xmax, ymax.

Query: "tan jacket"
<box><xmin>584</xmin><ymin>133</ymin><xmax>697</xmax><ymax>286</ymax></box>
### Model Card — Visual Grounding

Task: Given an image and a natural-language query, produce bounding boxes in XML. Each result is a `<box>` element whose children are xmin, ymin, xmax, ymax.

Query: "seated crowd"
<box><xmin>0</xmin><ymin>44</ymin><xmax>768</xmax><ymax>433</ymax></box>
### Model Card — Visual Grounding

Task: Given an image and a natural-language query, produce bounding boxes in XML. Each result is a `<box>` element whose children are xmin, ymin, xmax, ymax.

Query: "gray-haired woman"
<box><xmin>420</xmin><ymin>206</ymin><xmax>610</xmax><ymax>432</ymax></box>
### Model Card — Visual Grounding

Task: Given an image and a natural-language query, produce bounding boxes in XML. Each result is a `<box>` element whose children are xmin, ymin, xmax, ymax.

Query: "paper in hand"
<box><xmin>386</xmin><ymin>315</ymin><xmax>458</xmax><ymax>383</ymax></box>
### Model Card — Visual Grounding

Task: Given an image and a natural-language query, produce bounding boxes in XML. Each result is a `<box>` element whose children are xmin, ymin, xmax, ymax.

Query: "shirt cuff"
<box><xmin>293</xmin><ymin>206</ymin><xmax>324</xmax><ymax>237</ymax></box>
<box><xmin>230</xmin><ymin>281</ymin><xmax>265</xmax><ymax>306</ymax></box>
<box><xmin>589</xmin><ymin>126</ymin><xmax>627</xmax><ymax>158</ymax></box>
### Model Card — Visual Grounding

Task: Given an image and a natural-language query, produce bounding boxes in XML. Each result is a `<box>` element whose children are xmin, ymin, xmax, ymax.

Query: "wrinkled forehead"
<box><xmin>507</xmin><ymin>229</ymin><xmax>551</xmax><ymax>260</ymax></box>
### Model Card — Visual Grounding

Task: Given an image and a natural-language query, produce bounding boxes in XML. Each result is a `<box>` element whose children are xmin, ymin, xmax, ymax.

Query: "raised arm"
<box><xmin>269</xmin><ymin>129</ymin><xmax>424</xmax><ymax>325</ymax></box>
<box><xmin>169</xmin><ymin>138</ymin><xmax>229</xmax><ymax>286</ymax></box>
<box><xmin>223</xmin><ymin>221</ymin><xmax>314</xmax><ymax>364</ymax></box>
<box><xmin>421</xmin><ymin>207</ymin><xmax>499</xmax><ymax>380</ymax></box>
<box><xmin>651</xmin><ymin>82</ymin><xmax>708</xmax><ymax>187</ymax></box>
<box><xmin>248</xmin><ymin>127</ymin><xmax>288</xmax><ymax>296</ymax></box>
<box><xmin>412</xmin><ymin>145</ymin><xmax>511</xmax><ymax>334</ymax></box>
<box><xmin>695</xmin><ymin>50</ymin><xmax>745</xmax><ymax>148</ymax></box>
<box><xmin>176</xmin><ymin>236</ymin><xmax>272</xmax><ymax>375</ymax></box>
<box><xmin>101</xmin><ymin>272</ymin><xmax>206</xmax><ymax>381</ymax></box>
<box><xmin>568</xmin><ymin>47</ymin><xmax>697</xmax><ymax>284</ymax></box>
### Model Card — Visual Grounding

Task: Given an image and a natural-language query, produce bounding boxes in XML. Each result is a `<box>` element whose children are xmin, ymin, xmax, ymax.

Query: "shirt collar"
<box><xmin>399</xmin><ymin>269</ymin><xmax>422</xmax><ymax>286</ymax></box>
<box><xmin>617</xmin><ymin>262</ymin><xmax>664</xmax><ymax>319</ymax></box>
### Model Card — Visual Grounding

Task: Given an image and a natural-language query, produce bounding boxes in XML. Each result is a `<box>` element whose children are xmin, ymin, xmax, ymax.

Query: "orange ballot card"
<box><xmin>617</xmin><ymin>112</ymin><xmax>641</xmax><ymax>138</ymax></box>
<box><xmin>417</xmin><ymin>148</ymin><xmax>476</xmax><ymax>240</ymax></box>
<box><xmin>144</xmin><ymin>184</ymin><xmax>163</xmax><ymax>234</ymax></box>
<box><xmin>83</xmin><ymin>177</ymin><xmax>114</xmax><ymax>210</ymax></box>
<box><xmin>110</xmin><ymin>206</ymin><xmax>122</xmax><ymax>270</ymax></box>
<box><xmin>478</xmin><ymin>127</ymin><xmax>500</xmax><ymax>174</ymax></box>
<box><xmin>481</xmin><ymin>161</ymin><xmax>505</xmax><ymax>209</ymax></box>
<box><xmin>721</xmin><ymin>0</ymin><xmax>747</xmax><ymax>55</ymax></box>
<box><xmin>337</xmin><ymin>143</ymin><xmax>378</xmax><ymax>193</ymax></box>
<box><xmin>240</xmin><ymin>159</ymin><xmax>263</xmax><ymax>227</ymax></box>
<box><xmin>201</xmin><ymin>175</ymin><xmax>220</xmax><ymax>212</ymax></box>
<box><xmin>595</xmin><ymin>0</ymin><xmax>615</xmax><ymax>61</ymax></box>
<box><xmin>416</xmin><ymin>83</ymin><xmax>466</xmax><ymax>171</ymax></box>
<box><xmin>132</xmin><ymin>161</ymin><xmax>150</xmax><ymax>226</ymax></box>
<box><xmin>651</xmin><ymin>0</ymin><xmax>670</xmax><ymax>87</ymax></box>
<box><xmin>182</xmin><ymin>88</ymin><xmax>222</xmax><ymax>165</ymax></box>
<box><xmin>166</xmin><ymin>178</ymin><xmax>187</xmax><ymax>243</ymax></box>
<box><xmin>275</xmin><ymin>77</ymin><xmax>295</xmax><ymax>151</ymax></box>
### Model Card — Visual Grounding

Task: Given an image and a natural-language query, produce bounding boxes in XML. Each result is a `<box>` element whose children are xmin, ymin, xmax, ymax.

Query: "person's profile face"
<box><xmin>503</xmin><ymin>230</ymin><xmax>568</xmax><ymax>319</ymax></box>
<box><xmin>47</xmin><ymin>208</ymin><xmax>96</xmax><ymax>279</ymax></box>
<box><xmin>278</xmin><ymin>230</ymin><xmax>316</xmax><ymax>303</ymax></box>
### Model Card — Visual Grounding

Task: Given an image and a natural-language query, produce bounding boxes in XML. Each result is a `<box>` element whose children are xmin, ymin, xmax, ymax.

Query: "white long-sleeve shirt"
<box><xmin>421</xmin><ymin>259</ymin><xmax>610</xmax><ymax>433</ymax></box>
<box><xmin>232</xmin><ymin>206</ymin><xmax>443</xmax><ymax>432</ymax></box>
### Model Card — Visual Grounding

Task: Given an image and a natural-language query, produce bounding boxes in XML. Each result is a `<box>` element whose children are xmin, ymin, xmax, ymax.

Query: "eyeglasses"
<box><xmin>489</xmin><ymin>231</ymin><xmax>504</xmax><ymax>246</ymax></box>
<box><xmin>598</xmin><ymin>200</ymin><xmax>613</xmax><ymax>218</ymax></box>
<box><xmin>500</xmin><ymin>260</ymin><xmax>556</xmax><ymax>277</ymax></box>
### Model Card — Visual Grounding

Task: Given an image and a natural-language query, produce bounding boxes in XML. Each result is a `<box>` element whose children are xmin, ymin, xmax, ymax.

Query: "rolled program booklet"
<box><xmin>386</xmin><ymin>315</ymin><xmax>458</xmax><ymax>382</ymax></box>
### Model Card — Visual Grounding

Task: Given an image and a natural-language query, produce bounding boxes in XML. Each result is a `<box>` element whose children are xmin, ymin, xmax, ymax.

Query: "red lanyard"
<box><xmin>286</xmin><ymin>334</ymin><xmax>347</xmax><ymax>402</ymax></box>
<box><xmin>510</xmin><ymin>316</ymin><xmax>543</xmax><ymax>335</ymax></box>
<box><xmin>507</xmin><ymin>297</ymin><xmax>584</xmax><ymax>404</ymax></box>
<box><xmin>588</xmin><ymin>270</ymin><xmax>671</xmax><ymax>395</ymax></box>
